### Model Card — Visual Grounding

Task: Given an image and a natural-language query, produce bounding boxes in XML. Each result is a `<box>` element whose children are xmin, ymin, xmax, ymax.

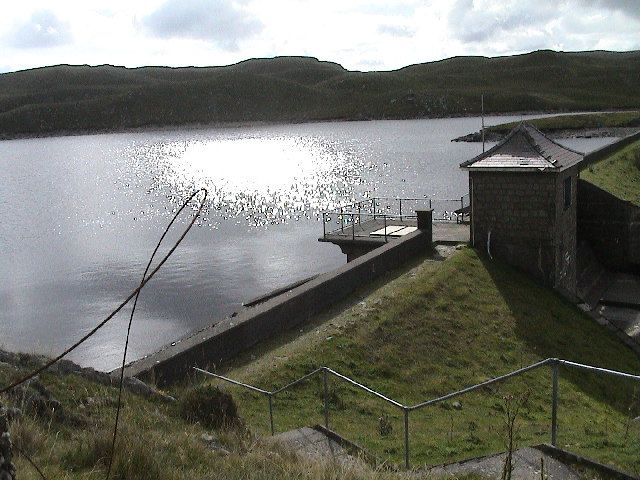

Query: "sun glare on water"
<box><xmin>133</xmin><ymin>134</ymin><xmax>368</xmax><ymax>227</ymax></box>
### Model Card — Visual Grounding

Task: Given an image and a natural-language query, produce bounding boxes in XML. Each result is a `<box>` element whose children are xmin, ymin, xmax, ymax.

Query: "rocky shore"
<box><xmin>0</xmin><ymin>349</ymin><xmax>174</xmax><ymax>404</ymax></box>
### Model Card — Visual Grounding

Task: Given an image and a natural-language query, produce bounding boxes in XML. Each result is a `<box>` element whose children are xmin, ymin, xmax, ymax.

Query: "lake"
<box><xmin>0</xmin><ymin>116</ymin><xmax>617</xmax><ymax>371</ymax></box>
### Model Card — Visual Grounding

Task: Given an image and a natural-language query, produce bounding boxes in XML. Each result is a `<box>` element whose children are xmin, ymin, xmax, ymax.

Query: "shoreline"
<box><xmin>0</xmin><ymin>109</ymin><xmax>616</xmax><ymax>142</ymax></box>
<box><xmin>452</xmin><ymin>126</ymin><xmax>640</xmax><ymax>143</ymax></box>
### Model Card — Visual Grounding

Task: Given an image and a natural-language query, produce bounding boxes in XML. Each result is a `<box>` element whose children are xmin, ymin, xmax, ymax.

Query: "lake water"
<box><xmin>0</xmin><ymin>116</ymin><xmax>617</xmax><ymax>371</ymax></box>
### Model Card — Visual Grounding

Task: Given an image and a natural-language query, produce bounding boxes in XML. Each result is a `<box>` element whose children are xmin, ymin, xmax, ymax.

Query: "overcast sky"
<box><xmin>1</xmin><ymin>0</ymin><xmax>638</xmax><ymax>74</ymax></box>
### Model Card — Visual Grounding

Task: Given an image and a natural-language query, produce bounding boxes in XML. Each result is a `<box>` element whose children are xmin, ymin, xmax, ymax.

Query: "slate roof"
<box><xmin>460</xmin><ymin>123</ymin><xmax>585</xmax><ymax>172</ymax></box>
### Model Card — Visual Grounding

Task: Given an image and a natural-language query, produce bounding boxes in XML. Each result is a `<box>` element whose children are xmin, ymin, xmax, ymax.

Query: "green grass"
<box><xmin>1</xmin><ymin>49</ymin><xmax>640</xmax><ymax>138</ymax></box>
<box><xmin>2</xmin><ymin>248</ymin><xmax>639</xmax><ymax>478</ymax></box>
<box><xmin>488</xmin><ymin>111</ymin><xmax>640</xmax><ymax>135</ymax></box>
<box><xmin>1</xmin><ymin>360</ymin><xmax>428</xmax><ymax>480</ymax></box>
<box><xmin>203</xmin><ymin>249</ymin><xmax>640</xmax><ymax>474</ymax></box>
<box><xmin>581</xmin><ymin>139</ymin><xmax>640</xmax><ymax>206</ymax></box>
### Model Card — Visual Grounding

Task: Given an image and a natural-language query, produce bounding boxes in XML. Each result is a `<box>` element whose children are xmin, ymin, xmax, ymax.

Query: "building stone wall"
<box><xmin>470</xmin><ymin>171</ymin><xmax>558</xmax><ymax>286</ymax></box>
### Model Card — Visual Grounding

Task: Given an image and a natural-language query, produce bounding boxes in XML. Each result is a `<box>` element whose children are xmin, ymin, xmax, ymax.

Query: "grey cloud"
<box><xmin>377</xmin><ymin>24</ymin><xmax>414</xmax><ymax>37</ymax></box>
<box><xmin>7</xmin><ymin>10</ymin><xmax>72</xmax><ymax>48</ymax></box>
<box><xmin>449</xmin><ymin>0</ymin><xmax>557</xmax><ymax>44</ymax></box>
<box><xmin>578</xmin><ymin>0</ymin><xmax>640</xmax><ymax>18</ymax></box>
<box><xmin>142</xmin><ymin>0</ymin><xmax>262</xmax><ymax>50</ymax></box>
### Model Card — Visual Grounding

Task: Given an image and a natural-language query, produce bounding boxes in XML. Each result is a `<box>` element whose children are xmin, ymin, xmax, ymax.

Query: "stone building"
<box><xmin>460</xmin><ymin>123</ymin><xmax>584</xmax><ymax>297</ymax></box>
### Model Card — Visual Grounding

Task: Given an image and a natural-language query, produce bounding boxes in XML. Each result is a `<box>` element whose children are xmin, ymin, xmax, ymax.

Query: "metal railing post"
<box><xmin>384</xmin><ymin>215</ymin><xmax>387</xmax><ymax>242</ymax></box>
<box><xmin>340</xmin><ymin>207</ymin><xmax>344</xmax><ymax>232</ymax></box>
<box><xmin>399</xmin><ymin>198</ymin><xmax>403</xmax><ymax>221</ymax></box>
<box><xmin>268</xmin><ymin>394</ymin><xmax>275</xmax><ymax>436</ymax></box>
<box><xmin>429</xmin><ymin>198</ymin><xmax>432</xmax><ymax>210</ymax></box>
<box><xmin>358</xmin><ymin>205</ymin><xmax>361</xmax><ymax>225</ymax></box>
<box><xmin>323</xmin><ymin>368</ymin><xmax>329</xmax><ymax>429</ymax></box>
<box><xmin>403</xmin><ymin>407</ymin><xmax>410</xmax><ymax>469</ymax></box>
<box><xmin>351</xmin><ymin>213</ymin><xmax>355</xmax><ymax>241</ymax></box>
<box><xmin>322</xmin><ymin>212</ymin><xmax>326</xmax><ymax>239</ymax></box>
<box><xmin>551</xmin><ymin>362</ymin><xmax>559</xmax><ymax>446</ymax></box>
<box><xmin>373</xmin><ymin>199</ymin><xmax>377</xmax><ymax>220</ymax></box>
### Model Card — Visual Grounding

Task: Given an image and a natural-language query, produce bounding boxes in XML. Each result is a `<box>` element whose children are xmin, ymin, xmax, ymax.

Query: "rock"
<box><xmin>0</xmin><ymin>348</ymin><xmax>174</xmax><ymax>404</ymax></box>
<box><xmin>78</xmin><ymin>367</ymin><xmax>113</xmax><ymax>386</ymax></box>
<box><xmin>452</xmin><ymin>401</ymin><xmax>463</xmax><ymax>410</ymax></box>
<box><xmin>123</xmin><ymin>377</ymin><xmax>176</xmax><ymax>403</ymax></box>
<box><xmin>200</xmin><ymin>433</ymin><xmax>230</xmax><ymax>455</ymax></box>
<box><xmin>54</xmin><ymin>359</ymin><xmax>82</xmax><ymax>374</ymax></box>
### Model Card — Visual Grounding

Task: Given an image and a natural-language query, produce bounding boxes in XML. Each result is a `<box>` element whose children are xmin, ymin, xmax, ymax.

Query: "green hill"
<box><xmin>1</xmin><ymin>49</ymin><xmax>639</xmax><ymax>139</ymax></box>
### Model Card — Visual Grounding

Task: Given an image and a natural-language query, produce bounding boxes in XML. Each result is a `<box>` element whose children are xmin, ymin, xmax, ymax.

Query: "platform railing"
<box><xmin>195</xmin><ymin>358</ymin><xmax>640</xmax><ymax>470</ymax></box>
<box><xmin>321</xmin><ymin>210</ymin><xmax>417</xmax><ymax>242</ymax></box>
<box><xmin>322</xmin><ymin>196</ymin><xmax>470</xmax><ymax>240</ymax></box>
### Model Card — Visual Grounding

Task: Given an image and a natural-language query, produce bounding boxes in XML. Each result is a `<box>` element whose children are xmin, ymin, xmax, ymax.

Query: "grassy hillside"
<box><xmin>1</xmin><ymin>49</ymin><xmax>639</xmax><ymax>138</ymax></box>
<box><xmin>0</xmin><ymin>356</ymin><xmax>436</xmax><ymax>480</ymax></box>
<box><xmin>581</xmin><ymin>139</ymin><xmax>640</xmax><ymax>206</ymax></box>
<box><xmin>205</xmin><ymin>248</ymin><xmax>640</xmax><ymax>473</ymax></box>
<box><xmin>2</xmin><ymin>249</ymin><xmax>639</xmax><ymax>478</ymax></box>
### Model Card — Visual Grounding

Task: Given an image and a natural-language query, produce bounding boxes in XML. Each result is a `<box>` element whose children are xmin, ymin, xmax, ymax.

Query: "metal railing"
<box><xmin>195</xmin><ymin>358</ymin><xmax>640</xmax><ymax>470</ymax></box>
<box><xmin>321</xmin><ymin>210</ymin><xmax>416</xmax><ymax>242</ymax></box>
<box><xmin>321</xmin><ymin>196</ymin><xmax>470</xmax><ymax>241</ymax></box>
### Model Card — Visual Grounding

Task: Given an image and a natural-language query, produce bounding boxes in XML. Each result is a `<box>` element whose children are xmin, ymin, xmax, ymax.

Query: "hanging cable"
<box><xmin>0</xmin><ymin>188</ymin><xmax>208</xmax><ymax>480</ymax></box>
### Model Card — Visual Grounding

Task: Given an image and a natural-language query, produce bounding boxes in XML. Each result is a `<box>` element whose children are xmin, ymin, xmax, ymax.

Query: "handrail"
<box><xmin>193</xmin><ymin>367</ymin><xmax>271</xmax><ymax>395</ymax></box>
<box><xmin>325</xmin><ymin>367</ymin><xmax>405</xmax><ymax>408</ymax></box>
<box><xmin>194</xmin><ymin>358</ymin><xmax>640</xmax><ymax>470</ymax></box>
<box><xmin>409</xmin><ymin>358</ymin><xmax>553</xmax><ymax>411</ymax></box>
<box><xmin>557</xmin><ymin>359</ymin><xmax>640</xmax><ymax>381</ymax></box>
<box><xmin>272</xmin><ymin>367</ymin><xmax>324</xmax><ymax>395</ymax></box>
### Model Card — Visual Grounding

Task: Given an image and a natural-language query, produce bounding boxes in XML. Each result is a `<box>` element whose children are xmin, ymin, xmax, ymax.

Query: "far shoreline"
<box><xmin>0</xmin><ymin>109</ymin><xmax>621</xmax><ymax>143</ymax></box>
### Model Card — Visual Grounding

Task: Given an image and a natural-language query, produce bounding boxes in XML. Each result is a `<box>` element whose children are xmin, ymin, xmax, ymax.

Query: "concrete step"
<box><xmin>266</xmin><ymin>426</ymin><xmax>368</xmax><ymax>466</ymax></box>
<box><xmin>425</xmin><ymin>446</ymin><xmax>581</xmax><ymax>480</ymax></box>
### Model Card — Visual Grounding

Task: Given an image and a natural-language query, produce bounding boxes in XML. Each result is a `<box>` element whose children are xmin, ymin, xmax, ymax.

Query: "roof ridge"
<box><xmin>459</xmin><ymin>122</ymin><xmax>524</xmax><ymax>167</ymax></box>
<box><xmin>519</xmin><ymin>123</ymin><xmax>556</xmax><ymax>164</ymax></box>
<box><xmin>523</xmin><ymin>122</ymin><xmax>585</xmax><ymax>156</ymax></box>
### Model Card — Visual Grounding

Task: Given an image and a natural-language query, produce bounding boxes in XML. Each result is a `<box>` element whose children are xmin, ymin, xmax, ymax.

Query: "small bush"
<box><xmin>179</xmin><ymin>385</ymin><xmax>240</xmax><ymax>430</ymax></box>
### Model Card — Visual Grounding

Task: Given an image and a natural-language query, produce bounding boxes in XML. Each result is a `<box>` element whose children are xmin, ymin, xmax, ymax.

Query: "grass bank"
<box><xmin>489</xmin><ymin>111</ymin><xmax>640</xmax><ymax>135</ymax></box>
<box><xmin>1</xmin><ymin>357</ymin><xmax>438</xmax><ymax>480</ymax></box>
<box><xmin>2</xmin><ymin>248</ymin><xmax>639</xmax><ymax>478</ymax></box>
<box><xmin>581</xmin><ymin>139</ymin><xmax>640</xmax><ymax>206</ymax></box>
<box><xmin>206</xmin><ymin>248</ymin><xmax>640</xmax><ymax>474</ymax></box>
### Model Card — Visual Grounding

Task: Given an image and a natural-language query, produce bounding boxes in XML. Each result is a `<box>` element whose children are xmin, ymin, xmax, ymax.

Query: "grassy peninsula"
<box><xmin>454</xmin><ymin>110</ymin><xmax>640</xmax><ymax>141</ymax></box>
<box><xmin>1</xmin><ymin>49</ymin><xmax>639</xmax><ymax>139</ymax></box>
<box><xmin>488</xmin><ymin>111</ymin><xmax>640</xmax><ymax>134</ymax></box>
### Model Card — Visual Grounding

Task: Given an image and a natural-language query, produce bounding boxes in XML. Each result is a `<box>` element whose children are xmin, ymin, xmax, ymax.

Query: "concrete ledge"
<box><xmin>535</xmin><ymin>444</ymin><xmax>637</xmax><ymax>480</ymax></box>
<box><xmin>121</xmin><ymin>229</ymin><xmax>432</xmax><ymax>386</ymax></box>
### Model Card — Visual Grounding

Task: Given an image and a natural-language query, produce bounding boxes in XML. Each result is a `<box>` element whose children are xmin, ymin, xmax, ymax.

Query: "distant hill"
<box><xmin>1</xmin><ymin>50</ymin><xmax>639</xmax><ymax>139</ymax></box>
